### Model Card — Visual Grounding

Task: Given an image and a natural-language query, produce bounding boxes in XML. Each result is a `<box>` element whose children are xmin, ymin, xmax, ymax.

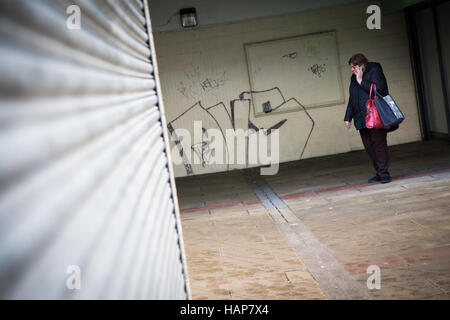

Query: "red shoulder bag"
<box><xmin>366</xmin><ymin>83</ymin><xmax>390</xmax><ymax>130</ymax></box>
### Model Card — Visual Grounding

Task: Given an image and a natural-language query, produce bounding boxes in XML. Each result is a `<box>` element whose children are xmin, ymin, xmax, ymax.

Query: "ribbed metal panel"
<box><xmin>0</xmin><ymin>0</ymin><xmax>189</xmax><ymax>299</ymax></box>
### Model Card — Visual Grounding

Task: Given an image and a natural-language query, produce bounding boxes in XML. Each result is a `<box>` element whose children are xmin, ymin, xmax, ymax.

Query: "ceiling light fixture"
<box><xmin>180</xmin><ymin>8</ymin><xmax>198</xmax><ymax>28</ymax></box>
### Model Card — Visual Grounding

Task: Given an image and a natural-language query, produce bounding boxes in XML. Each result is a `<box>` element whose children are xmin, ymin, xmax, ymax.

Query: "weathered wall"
<box><xmin>154</xmin><ymin>2</ymin><xmax>421</xmax><ymax>177</ymax></box>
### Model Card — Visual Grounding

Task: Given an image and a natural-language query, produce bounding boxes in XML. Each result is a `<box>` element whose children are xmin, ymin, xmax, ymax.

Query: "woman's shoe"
<box><xmin>368</xmin><ymin>176</ymin><xmax>381</xmax><ymax>183</ymax></box>
<box><xmin>380</xmin><ymin>177</ymin><xmax>391</xmax><ymax>184</ymax></box>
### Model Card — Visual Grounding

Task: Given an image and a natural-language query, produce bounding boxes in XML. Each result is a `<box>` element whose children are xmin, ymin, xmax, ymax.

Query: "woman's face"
<box><xmin>350</xmin><ymin>64</ymin><xmax>359</xmax><ymax>75</ymax></box>
<box><xmin>350</xmin><ymin>63</ymin><xmax>365</xmax><ymax>75</ymax></box>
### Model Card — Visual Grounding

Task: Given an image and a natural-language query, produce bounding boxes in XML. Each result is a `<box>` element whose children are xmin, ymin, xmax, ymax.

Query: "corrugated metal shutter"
<box><xmin>0</xmin><ymin>0</ymin><xmax>189</xmax><ymax>299</ymax></box>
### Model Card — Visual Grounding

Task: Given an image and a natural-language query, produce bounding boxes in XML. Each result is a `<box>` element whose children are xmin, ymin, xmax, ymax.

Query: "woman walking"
<box><xmin>344</xmin><ymin>53</ymin><xmax>397</xmax><ymax>184</ymax></box>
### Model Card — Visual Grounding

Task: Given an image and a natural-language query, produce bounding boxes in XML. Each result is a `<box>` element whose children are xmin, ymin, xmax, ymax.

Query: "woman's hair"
<box><xmin>348</xmin><ymin>53</ymin><xmax>368</xmax><ymax>66</ymax></box>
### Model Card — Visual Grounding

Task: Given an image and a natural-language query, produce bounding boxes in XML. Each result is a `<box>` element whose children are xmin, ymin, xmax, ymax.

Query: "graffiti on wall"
<box><xmin>167</xmin><ymin>85</ymin><xmax>315</xmax><ymax>176</ymax></box>
<box><xmin>309</xmin><ymin>63</ymin><xmax>327</xmax><ymax>78</ymax></box>
<box><xmin>282</xmin><ymin>52</ymin><xmax>298</xmax><ymax>59</ymax></box>
<box><xmin>176</xmin><ymin>64</ymin><xmax>230</xmax><ymax>100</ymax></box>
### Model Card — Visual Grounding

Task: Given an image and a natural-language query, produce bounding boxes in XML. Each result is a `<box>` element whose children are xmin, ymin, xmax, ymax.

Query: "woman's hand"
<box><xmin>356</xmin><ymin>66</ymin><xmax>364</xmax><ymax>84</ymax></box>
<box><xmin>345</xmin><ymin>121</ymin><xmax>352</xmax><ymax>129</ymax></box>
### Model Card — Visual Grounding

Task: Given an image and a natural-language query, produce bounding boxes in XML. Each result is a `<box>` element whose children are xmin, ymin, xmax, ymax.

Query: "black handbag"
<box><xmin>372</xmin><ymin>84</ymin><xmax>405</xmax><ymax>126</ymax></box>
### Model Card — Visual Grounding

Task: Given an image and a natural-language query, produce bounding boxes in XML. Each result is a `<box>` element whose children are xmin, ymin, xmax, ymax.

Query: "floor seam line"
<box><xmin>242</xmin><ymin>170</ymin><xmax>372</xmax><ymax>300</ymax></box>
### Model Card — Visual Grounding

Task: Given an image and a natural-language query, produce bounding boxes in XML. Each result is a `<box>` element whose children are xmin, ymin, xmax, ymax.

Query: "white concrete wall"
<box><xmin>154</xmin><ymin>2</ymin><xmax>422</xmax><ymax>177</ymax></box>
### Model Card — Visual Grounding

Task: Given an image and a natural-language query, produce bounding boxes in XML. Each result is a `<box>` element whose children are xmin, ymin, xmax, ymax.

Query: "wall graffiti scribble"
<box><xmin>177</xmin><ymin>81</ymin><xmax>199</xmax><ymax>100</ymax></box>
<box><xmin>309</xmin><ymin>63</ymin><xmax>327</xmax><ymax>78</ymax></box>
<box><xmin>168</xmin><ymin>87</ymin><xmax>315</xmax><ymax>175</ymax></box>
<box><xmin>282</xmin><ymin>52</ymin><xmax>298</xmax><ymax>59</ymax></box>
<box><xmin>191</xmin><ymin>128</ymin><xmax>214</xmax><ymax>167</ymax></box>
<box><xmin>200</xmin><ymin>72</ymin><xmax>229</xmax><ymax>91</ymax></box>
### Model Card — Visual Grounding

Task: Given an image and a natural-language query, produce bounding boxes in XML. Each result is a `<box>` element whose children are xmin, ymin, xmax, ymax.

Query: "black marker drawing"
<box><xmin>191</xmin><ymin>128</ymin><xmax>213</xmax><ymax>167</ymax></box>
<box><xmin>247</xmin><ymin>119</ymin><xmax>287</xmax><ymax>136</ymax></box>
<box><xmin>177</xmin><ymin>80</ymin><xmax>200</xmax><ymax>100</ymax></box>
<box><xmin>248</xmin><ymin>120</ymin><xmax>259</xmax><ymax>132</ymax></box>
<box><xmin>167</xmin><ymin>122</ymin><xmax>194</xmax><ymax>175</ymax></box>
<box><xmin>282</xmin><ymin>52</ymin><xmax>298</xmax><ymax>59</ymax></box>
<box><xmin>238</xmin><ymin>87</ymin><xmax>314</xmax><ymax>158</ymax></box>
<box><xmin>184</xmin><ymin>64</ymin><xmax>201</xmax><ymax>81</ymax></box>
<box><xmin>309</xmin><ymin>63</ymin><xmax>327</xmax><ymax>78</ymax></box>
<box><xmin>178</xmin><ymin>66</ymin><xmax>230</xmax><ymax>100</ymax></box>
<box><xmin>168</xmin><ymin>101</ymin><xmax>231</xmax><ymax>174</ymax></box>
<box><xmin>262</xmin><ymin>101</ymin><xmax>272</xmax><ymax>113</ymax></box>
<box><xmin>200</xmin><ymin>72</ymin><xmax>228</xmax><ymax>91</ymax></box>
<box><xmin>266</xmin><ymin>119</ymin><xmax>287</xmax><ymax>135</ymax></box>
<box><xmin>168</xmin><ymin>87</ymin><xmax>315</xmax><ymax>176</ymax></box>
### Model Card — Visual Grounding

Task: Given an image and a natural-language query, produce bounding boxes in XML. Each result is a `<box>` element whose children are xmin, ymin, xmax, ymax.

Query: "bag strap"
<box><xmin>375</xmin><ymin>90</ymin><xmax>384</xmax><ymax>99</ymax></box>
<box><xmin>372</xmin><ymin>83</ymin><xmax>387</xmax><ymax>99</ymax></box>
<box><xmin>369</xmin><ymin>83</ymin><xmax>377</xmax><ymax>100</ymax></box>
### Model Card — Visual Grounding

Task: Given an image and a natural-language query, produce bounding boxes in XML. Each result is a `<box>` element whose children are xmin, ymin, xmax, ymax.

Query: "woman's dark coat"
<box><xmin>344</xmin><ymin>62</ymin><xmax>397</xmax><ymax>131</ymax></box>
